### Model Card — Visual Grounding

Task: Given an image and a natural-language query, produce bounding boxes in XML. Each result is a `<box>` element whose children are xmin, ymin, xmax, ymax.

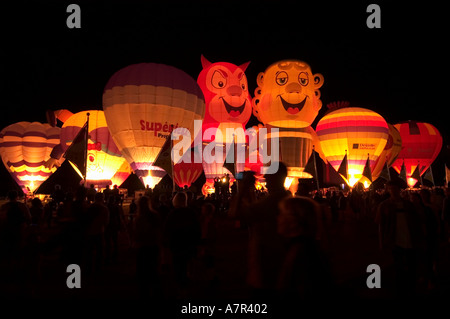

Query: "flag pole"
<box><xmin>171</xmin><ymin>136</ymin><xmax>175</xmax><ymax>194</ymax></box>
<box><xmin>313</xmin><ymin>145</ymin><xmax>319</xmax><ymax>191</ymax></box>
<box><xmin>419</xmin><ymin>162</ymin><xmax>423</xmax><ymax>187</ymax></box>
<box><xmin>84</xmin><ymin>112</ymin><xmax>90</xmax><ymax>187</ymax></box>
<box><xmin>386</xmin><ymin>156</ymin><xmax>391</xmax><ymax>181</ymax></box>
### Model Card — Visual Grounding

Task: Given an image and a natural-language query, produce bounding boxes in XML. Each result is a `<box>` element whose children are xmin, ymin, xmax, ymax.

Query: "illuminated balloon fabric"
<box><xmin>173</xmin><ymin>162</ymin><xmax>203</xmax><ymax>188</ymax></box>
<box><xmin>251</xmin><ymin>60</ymin><xmax>324</xmax><ymax>179</ymax></box>
<box><xmin>0</xmin><ymin>122</ymin><xmax>60</xmax><ymax>193</ymax></box>
<box><xmin>316</xmin><ymin>107</ymin><xmax>389</xmax><ymax>186</ymax></box>
<box><xmin>51</xmin><ymin>110</ymin><xmax>127</xmax><ymax>186</ymax></box>
<box><xmin>141</xmin><ymin>166</ymin><xmax>166</xmax><ymax>189</ymax></box>
<box><xmin>173</xmin><ymin>148</ymin><xmax>203</xmax><ymax>188</ymax></box>
<box><xmin>103</xmin><ymin>63</ymin><xmax>205</xmax><ymax>182</ymax></box>
<box><xmin>263</xmin><ymin>125</ymin><xmax>321</xmax><ymax>179</ymax></box>
<box><xmin>197</xmin><ymin>55</ymin><xmax>252</xmax><ymax>143</ymax></box>
<box><xmin>202</xmin><ymin>144</ymin><xmax>233</xmax><ymax>181</ymax></box>
<box><xmin>252</xmin><ymin>60</ymin><xmax>324</xmax><ymax>129</ymax></box>
<box><xmin>110</xmin><ymin>161</ymin><xmax>131</xmax><ymax>187</ymax></box>
<box><xmin>392</xmin><ymin>121</ymin><xmax>442</xmax><ymax>186</ymax></box>
<box><xmin>371</xmin><ymin>123</ymin><xmax>402</xmax><ymax>181</ymax></box>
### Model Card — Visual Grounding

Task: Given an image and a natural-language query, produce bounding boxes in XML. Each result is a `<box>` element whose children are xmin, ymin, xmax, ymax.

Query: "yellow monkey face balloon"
<box><xmin>252</xmin><ymin>60</ymin><xmax>324</xmax><ymax>128</ymax></box>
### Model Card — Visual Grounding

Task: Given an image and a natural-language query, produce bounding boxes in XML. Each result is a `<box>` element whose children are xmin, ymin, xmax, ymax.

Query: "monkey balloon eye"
<box><xmin>298</xmin><ymin>72</ymin><xmax>309</xmax><ymax>86</ymax></box>
<box><xmin>276</xmin><ymin>71</ymin><xmax>288</xmax><ymax>86</ymax></box>
<box><xmin>211</xmin><ymin>70</ymin><xmax>227</xmax><ymax>89</ymax></box>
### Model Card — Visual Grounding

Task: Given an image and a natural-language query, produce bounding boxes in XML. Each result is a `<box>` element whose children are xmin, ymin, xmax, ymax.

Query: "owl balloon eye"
<box><xmin>211</xmin><ymin>70</ymin><xmax>227</xmax><ymax>89</ymax></box>
<box><xmin>240</xmin><ymin>74</ymin><xmax>247</xmax><ymax>91</ymax></box>
<box><xmin>276</xmin><ymin>71</ymin><xmax>288</xmax><ymax>86</ymax></box>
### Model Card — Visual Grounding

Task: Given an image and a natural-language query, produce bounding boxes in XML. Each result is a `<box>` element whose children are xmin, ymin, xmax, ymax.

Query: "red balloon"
<box><xmin>172</xmin><ymin>148</ymin><xmax>203</xmax><ymax>188</ymax></box>
<box><xmin>392</xmin><ymin>121</ymin><xmax>442</xmax><ymax>185</ymax></box>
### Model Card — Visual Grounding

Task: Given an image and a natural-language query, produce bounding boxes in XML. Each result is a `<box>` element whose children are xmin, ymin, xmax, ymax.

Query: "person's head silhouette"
<box><xmin>264</xmin><ymin>161</ymin><xmax>287</xmax><ymax>193</ymax></box>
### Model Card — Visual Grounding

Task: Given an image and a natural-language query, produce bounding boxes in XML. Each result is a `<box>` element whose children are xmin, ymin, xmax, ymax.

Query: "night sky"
<box><xmin>1</xmin><ymin>1</ymin><xmax>447</xmax><ymax>191</ymax></box>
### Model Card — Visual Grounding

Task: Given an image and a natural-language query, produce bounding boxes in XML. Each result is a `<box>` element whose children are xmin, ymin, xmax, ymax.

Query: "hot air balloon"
<box><xmin>103</xmin><ymin>63</ymin><xmax>205</xmax><ymax>187</ymax></box>
<box><xmin>316</xmin><ymin>106</ymin><xmax>389</xmax><ymax>187</ymax></box>
<box><xmin>173</xmin><ymin>147</ymin><xmax>203</xmax><ymax>189</ymax></box>
<box><xmin>391</xmin><ymin>121</ymin><xmax>442</xmax><ymax>188</ymax></box>
<box><xmin>46</xmin><ymin>110</ymin><xmax>128</xmax><ymax>187</ymax></box>
<box><xmin>252</xmin><ymin>60</ymin><xmax>325</xmax><ymax>190</ymax></box>
<box><xmin>371</xmin><ymin>123</ymin><xmax>402</xmax><ymax>181</ymax></box>
<box><xmin>0</xmin><ymin>122</ymin><xmax>61</xmax><ymax>193</ymax></box>
<box><xmin>197</xmin><ymin>56</ymin><xmax>252</xmax><ymax>180</ymax></box>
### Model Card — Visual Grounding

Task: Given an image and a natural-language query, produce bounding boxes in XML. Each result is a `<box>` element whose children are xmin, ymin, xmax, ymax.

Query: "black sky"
<box><xmin>1</xmin><ymin>0</ymin><xmax>448</xmax><ymax>188</ymax></box>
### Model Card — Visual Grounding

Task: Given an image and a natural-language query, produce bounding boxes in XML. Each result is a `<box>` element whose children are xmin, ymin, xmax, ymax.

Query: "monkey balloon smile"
<box><xmin>280</xmin><ymin>95</ymin><xmax>307</xmax><ymax>115</ymax></box>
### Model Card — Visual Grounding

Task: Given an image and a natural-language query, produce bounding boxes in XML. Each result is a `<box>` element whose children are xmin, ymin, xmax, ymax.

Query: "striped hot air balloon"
<box><xmin>316</xmin><ymin>107</ymin><xmax>389</xmax><ymax>187</ymax></box>
<box><xmin>0</xmin><ymin>122</ymin><xmax>60</xmax><ymax>193</ymax></box>
<box><xmin>48</xmin><ymin>110</ymin><xmax>128</xmax><ymax>187</ymax></box>
<box><xmin>372</xmin><ymin>123</ymin><xmax>402</xmax><ymax>181</ymax></box>
<box><xmin>103</xmin><ymin>63</ymin><xmax>205</xmax><ymax>187</ymax></box>
<box><xmin>391</xmin><ymin>121</ymin><xmax>442</xmax><ymax>188</ymax></box>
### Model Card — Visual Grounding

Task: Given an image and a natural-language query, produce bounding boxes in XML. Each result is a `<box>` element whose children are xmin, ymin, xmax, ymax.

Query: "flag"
<box><xmin>379</xmin><ymin>159</ymin><xmax>391</xmax><ymax>181</ymax></box>
<box><xmin>153</xmin><ymin>136</ymin><xmax>173</xmax><ymax>177</ymax></box>
<box><xmin>63</xmin><ymin>120</ymin><xmax>88</xmax><ymax>180</ymax></box>
<box><xmin>303</xmin><ymin>150</ymin><xmax>316</xmax><ymax>178</ymax></box>
<box><xmin>411</xmin><ymin>164</ymin><xmax>421</xmax><ymax>185</ymax></box>
<box><xmin>399</xmin><ymin>160</ymin><xmax>407</xmax><ymax>184</ymax></box>
<box><xmin>223</xmin><ymin>138</ymin><xmax>236</xmax><ymax>176</ymax></box>
<box><xmin>337</xmin><ymin>152</ymin><xmax>348</xmax><ymax>182</ymax></box>
<box><xmin>362</xmin><ymin>155</ymin><xmax>372</xmax><ymax>182</ymax></box>
<box><xmin>423</xmin><ymin>166</ymin><xmax>434</xmax><ymax>186</ymax></box>
<box><xmin>303</xmin><ymin>148</ymin><xmax>319</xmax><ymax>190</ymax></box>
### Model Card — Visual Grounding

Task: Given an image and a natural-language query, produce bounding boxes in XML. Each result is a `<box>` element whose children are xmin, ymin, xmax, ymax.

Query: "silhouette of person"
<box><xmin>0</xmin><ymin>190</ymin><xmax>31</xmax><ymax>277</ymax></box>
<box><xmin>87</xmin><ymin>184</ymin><xmax>97</xmax><ymax>203</ymax></box>
<box><xmin>376</xmin><ymin>179</ymin><xmax>423</xmax><ymax>297</ymax></box>
<box><xmin>85</xmin><ymin>192</ymin><xmax>109</xmax><ymax>275</ymax></box>
<box><xmin>105</xmin><ymin>195</ymin><xmax>123</xmax><ymax>264</ymax></box>
<box><xmin>240</xmin><ymin>162</ymin><xmax>290</xmax><ymax>299</ymax></box>
<box><xmin>133</xmin><ymin>195</ymin><xmax>163</xmax><ymax>298</ymax></box>
<box><xmin>163</xmin><ymin>192</ymin><xmax>201</xmax><ymax>296</ymax></box>
<box><xmin>277</xmin><ymin>196</ymin><xmax>334</xmax><ymax>299</ymax></box>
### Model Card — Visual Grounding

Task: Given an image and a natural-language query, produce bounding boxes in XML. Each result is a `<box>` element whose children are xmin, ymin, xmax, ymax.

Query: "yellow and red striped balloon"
<box><xmin>316</xmin><ymin>107</ymin><xmax>389</xmax><ymax>187</ymax></box>
<box><xmin>0</xmin><ymin>122</ymin><xmax>61</xmax><ymax>193</ymax></box>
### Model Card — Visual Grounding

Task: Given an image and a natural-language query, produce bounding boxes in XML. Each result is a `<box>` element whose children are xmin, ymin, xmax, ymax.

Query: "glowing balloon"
<box><xmin>173</xmin><ymin>147</ymin><xmax>203</xmax><ymax>188</ymax></box>
<box><xmin>391</xmin><ymin>121</ymin><xmax>442</xmax><ymax>188</ymax></box>
<box><xmin>372</xmin><ymin>123</ymin><xmax>402</xmax><ymax>181</ymax></box>
<box><xmin>197</xmin><ymin>55</ymin><xmax>252</xmax><ymax>143</ymax></box>
<box><xmin>47</xmin><ymin>110</ymin><xmax>127</xmax><ymax>187</ymax></box>
<box><xmin>197</xmin><ymin>56</ymin><xmax>251</xmax><ymax>179</ymax></box>
<box><xmin>110</xmin><ymin>161</ymin><xmax>132</xmax><ymax>187</ymax></box>
<box><xmin>251</xmin><ymin>60</ymin><xmax>325</xmax><ymax>181</ymax></box>
<box><xmin>316</xmin><ymin>107</ymin><xmax>389</xmax><ymax>187</ymax></box>
<box><xmin>0</xmin><ymin>122</ymin><xmax>61</xmax><ymax>193</ymax></box>
<box><xmin>253</xmin><ymin>60</ymin><xmax>324</xmax><ymax>129</ymax></box>
<box><xmin>103</xmin><ymin>63</ymin><xmax>205</xmax><ymax>185</ymax></box>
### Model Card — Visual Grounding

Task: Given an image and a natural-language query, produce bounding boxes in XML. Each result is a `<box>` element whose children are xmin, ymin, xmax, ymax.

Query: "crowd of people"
<box><xmin>1</xmin><ymin>162</ymin><xmax>450</xmax><ymax>300</ymax></box>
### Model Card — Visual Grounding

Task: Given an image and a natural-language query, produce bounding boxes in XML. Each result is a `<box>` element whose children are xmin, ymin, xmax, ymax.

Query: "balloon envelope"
<box><xmin>316</xmin><ymin>107</ymin><xmax>389</xmax><ymax>187</ymax></box>
<box><xmin>0</xmin><ymin>122</ymin><xmax>61</xmax><ymax>193</ymax></box>
<box><xmin>58</xmin><ymin>110</ymin><xmax>127</xmax><ymax>187</ymax></box>
<box><xmin>372</xmin><ymin>123</ymin><xmax>402</xmax><ymax>181</ymax></box>
<box><xmin>103</xmin><ymin>63</ymin><xmax>205</xmax><ymax>183</ymax></box>
<box><xmin>391</xmin><ymin>121</ymin><xmax>442</xmax><ymax>187</ymax></box>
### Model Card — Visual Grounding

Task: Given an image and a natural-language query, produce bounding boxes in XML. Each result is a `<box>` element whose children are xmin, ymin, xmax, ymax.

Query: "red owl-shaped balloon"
<box><xmin>197</xmin><ymin>55</ymin><xmax>252</xmax><ymax>143</ymax></box>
